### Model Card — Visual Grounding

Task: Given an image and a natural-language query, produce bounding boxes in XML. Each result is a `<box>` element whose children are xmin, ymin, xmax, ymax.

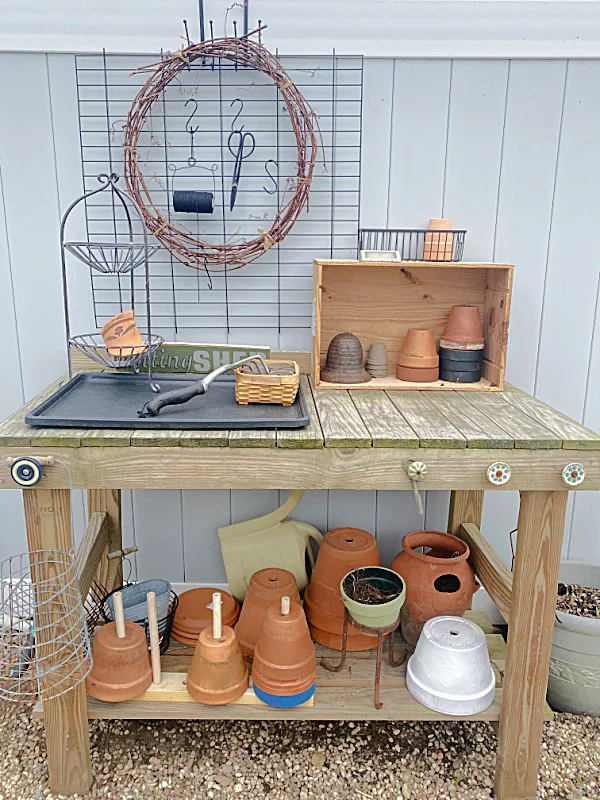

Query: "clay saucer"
<box><xmin>172</xmin><ymin>587</ymin><xmax>239</xmax><ymax>645</ymax></box>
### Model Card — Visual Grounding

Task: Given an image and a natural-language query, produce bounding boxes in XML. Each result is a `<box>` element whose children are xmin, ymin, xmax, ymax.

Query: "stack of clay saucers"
<box><xmin>365</xmin><ymin>342</ymin><xmax>388</xmax><ymax>378</ymax></box>
<box><xmin>439</xmin><ymin>305</ymin><xmax>484</xmax><ymax>383</ymax></box>
<box><xmin>396</xmin><ymin>328</ymin><xmax>439</xmax><ymax>383</ymax></box>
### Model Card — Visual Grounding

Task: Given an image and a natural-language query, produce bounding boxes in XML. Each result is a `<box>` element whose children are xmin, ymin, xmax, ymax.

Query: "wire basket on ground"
<box><xmin>0</xmin><ymin>550</ymin><xmax>92</xmax><ymax>703</ymax></box>
<box><xmin>99</xmin><ymin>587</ymin><xmax>179</xmax><ymax>654</ymax></box>
<box><xmin>359</xmin><ymin>228</ymin><xmax>466</xmax><ymax>262</ymax></box>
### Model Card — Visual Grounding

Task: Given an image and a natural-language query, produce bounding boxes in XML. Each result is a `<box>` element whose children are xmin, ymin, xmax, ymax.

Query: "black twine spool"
<box><xmin>173</xmin><ymin>190</ymin><xmax>214</xmax><ymax>214</ymax></box>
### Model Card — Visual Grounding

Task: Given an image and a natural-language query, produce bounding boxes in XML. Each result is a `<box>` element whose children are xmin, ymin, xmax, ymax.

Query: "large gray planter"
<box><xmin>547</xmin><ymin>561</ymin><xmax>600</xmax><ymax>715</ymax></box>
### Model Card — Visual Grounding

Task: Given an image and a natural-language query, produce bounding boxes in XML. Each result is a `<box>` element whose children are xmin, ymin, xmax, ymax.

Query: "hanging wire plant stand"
<box><xmin>0</xmin><ymin>550</ymin><xmax>92</xmax><ymax>704</ymax></box>
<box><xmin>70</xmin><ymin>332</ymin><xmax>163</xmax><ymax>370</ymax></box>
<box><xmin>63</xmin><ymin>241</ymin><xmax>161</xmax><ymax>275</ymax></box>
<box><xmin>60</xmin><ymin>172</ymin><xmax>160</xmax><ymax>391</ymax></box>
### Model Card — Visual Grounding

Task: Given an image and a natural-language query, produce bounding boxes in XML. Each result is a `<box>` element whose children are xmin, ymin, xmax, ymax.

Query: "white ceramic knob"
<box><xmin>562</xmin><ymin>463</ymin><xmax>586</xmax><ymax>487</ymax></box>
<box><xmin>407</xmin><ymin>461</ymin><xmax>427</xmax><ymax>481</ymax></box>
<box><xmin>487</xmin><ymin>462</ymin><xmax>511</xmax><ymax>486</ymax></box>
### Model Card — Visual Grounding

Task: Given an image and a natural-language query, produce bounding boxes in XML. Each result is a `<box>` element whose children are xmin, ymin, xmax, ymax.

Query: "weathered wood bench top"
<box><xmin>1</xmin><ymin>374</ymin><xmax>599</xmax><ymax>452</ymax></box>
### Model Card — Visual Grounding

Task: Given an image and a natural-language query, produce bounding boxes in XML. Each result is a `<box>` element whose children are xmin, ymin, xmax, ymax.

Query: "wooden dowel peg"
<box><xmin>107</xmin><ymin>545</ymin><xmax>138</xmax><ymax>561</ymax></box>
<box><xmin>212</xmin><ymin>592</ymin><xmax>222</xmax><ymax>639</ymax></box>
<box><xmin>113</xmin><ymin>591</ymin><xmax>126</xmax><ymax>639</ymax></box>
<box><xmin>147</xmin><ymin>591</ymin><xmax>161</xmax><ymax>685</ymax></box>
<box><xmin>281</xmin><ymin>596</ymin><xmax>290</xmax><ymax>616</ymax></box>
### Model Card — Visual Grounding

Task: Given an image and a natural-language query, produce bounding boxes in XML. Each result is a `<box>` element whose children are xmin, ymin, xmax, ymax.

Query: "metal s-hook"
<box><xmin>230</xmin><ymin>98</ymin><xmax>244</xmax><ymax>132</ymax></box>
<box><xmin>185</xmin><ymin>98</ymin><xmax>200</xmax><ymax>166</ymax></box>
<box><xmin>263</xmin><ymin>160</ymin><xmax>278</xmax><ymax>194</ymax></box>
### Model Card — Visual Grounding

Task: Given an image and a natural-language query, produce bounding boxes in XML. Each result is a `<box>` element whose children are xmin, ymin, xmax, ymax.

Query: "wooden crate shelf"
<box><xmin>312</xmin><ymin>259</ymin><xmax>513</xmax><ymax>391</ymax></box>
<box><xmin>39</xmin><ymin>611</ymin><xmax>549</xmax><ymax>723</ymax></box>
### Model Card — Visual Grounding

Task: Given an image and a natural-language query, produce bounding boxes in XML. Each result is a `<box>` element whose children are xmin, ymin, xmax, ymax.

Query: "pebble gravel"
<box><xmin>0</xmin><ymin>703</ymin><xmax>598</xmax><ymax>799</ymax></box>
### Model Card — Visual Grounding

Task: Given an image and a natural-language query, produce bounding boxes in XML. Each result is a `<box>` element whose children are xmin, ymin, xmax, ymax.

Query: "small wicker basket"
<box><xmin>235</xmin><ymin>360</ymin><xmax>300</xmax><ymax>406</ymax></box>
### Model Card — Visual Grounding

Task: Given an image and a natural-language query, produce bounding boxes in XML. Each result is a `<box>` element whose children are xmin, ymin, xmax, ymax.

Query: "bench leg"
<box><xmin>447</xmin><ymin>489</ymin><xmax>484</xmax><ymax>535</ymax></box>
<box><xmin>23</xmin><ymin>488</ymin><xmax>92</xmax><ymax>796</ymax></box>
<box><xmin>494</xmin><ymin>490</ymin><xmax>567</xmax><ymax>800</ymax></box>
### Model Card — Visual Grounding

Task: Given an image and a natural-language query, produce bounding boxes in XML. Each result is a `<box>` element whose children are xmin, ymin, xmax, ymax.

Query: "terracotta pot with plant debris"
<box><xmin>392</xmin><ymin>531</ymin><xmax>478</xmax><ymax>645</ymax></box>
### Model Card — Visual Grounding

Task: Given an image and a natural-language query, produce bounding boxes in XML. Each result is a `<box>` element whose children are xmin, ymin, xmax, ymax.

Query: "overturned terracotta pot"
<box><xmin>304</xmin><ymin>527</ymin><xmax>381</xmax><ymax>651</ymax></box>
<box><xmin>440</xmin><ymin>305</ymin><xmax>484</xmax><ymax>350</ymax></box>
<box><xmin>253</xmin><ymin>599</ymin><xmax>316</xmax><ymax>707</ymax></box>
<box><xmin>235</xmin><ymin>568</ymin><xmax>301</xmax><ymax>661</ymax></box>
<box><xmin>398</xmin><ymin>328</ymin><xmax>439</xmax><ymax>369</ymax></box>
<box><xmin>423</xmin><ymin>218</ymin><xmax>454</xmax><ymax>261</ymax></box>
<box><xmin>86</xmin><ymin>620</ymin><xmax>152</xmax><ymax>703</ymax></box>
<box><xmin>101</xmin><ymin>310</ymin><xmax>145</xmax><ymax>356</ymax></box>
<box><xmin>392</xmin><ymin>531</ymin><xmax>479</xmax><ymax>645</ymax></box>
<box><xmin>172</xmin><ymin>587</ymin><xmax>239</xmax><ymax>646</ymax></box>
<box><xmin>320</xmin><ymin>332</ymin><xmax>371</xmax><ymax>384</ymax></box>
<box><xmin>186</xmin><ymin>624</ymin><xmax>248</xmax><ymax>705</ymax></box>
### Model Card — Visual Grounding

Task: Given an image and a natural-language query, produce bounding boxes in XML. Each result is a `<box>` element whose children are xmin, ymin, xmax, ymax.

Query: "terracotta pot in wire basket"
<box><xmin>235</xmin><ymin>360</ymin><xmax>300</xmax><ymax>406</ymax></box>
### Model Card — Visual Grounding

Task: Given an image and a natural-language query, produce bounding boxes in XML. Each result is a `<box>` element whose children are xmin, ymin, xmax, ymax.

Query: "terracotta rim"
<box><xmin>397</xmin><ymin>353</ymin><xmax>439</xmax><ymax>369</ymax></box>
<box><xmin>401</xmin><ymin>531</ymin><xmax>470</xmax><ymax>564</ymax></box>
<box><xmin>396</xmin><ymin>365</ymin><xmax>439</xmax><ymax>383</ymax></box>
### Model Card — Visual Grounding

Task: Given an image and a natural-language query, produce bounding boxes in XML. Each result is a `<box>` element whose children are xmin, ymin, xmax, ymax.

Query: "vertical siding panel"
<box><xmin>281</xmin><ymin>489</ymin><xmax>329</xmax><ymax>534</ymax></box>
<box><xmin>132</xmin><ymin>490</ymin><xmax>184</xmax><ymax>582</ymax></box>
<box><xmin>0</xmin><ymin>54</ymin><xmax>67</xmax><ymax>398</ymax></box>
<box><xmin>230</xmin><ymin>490</ymin><xmax>279</xmax><ymax>523</ymax></box>
<box><xmin>182</xmin><ymin>491</ymin><xmax>231</xmax><ymax>584</ymax></box>
<box><xmin>375</xmin><ymin>491</ymin><xmax>422</xmax><ymax>567</ymax></box>
<box><xmin>360</xmin><ymin>59</ymin><xmax>395</xmax><ymax>227</ymax></box>
<box><xmin>328</xmin><ymin>490</ymin><xmax>376</xmax><ymax>535</ymax></box>
<box><xmin>388</xmin><ymin>60</ymin><xmax>452</xmax><ymax>224</ymax></box>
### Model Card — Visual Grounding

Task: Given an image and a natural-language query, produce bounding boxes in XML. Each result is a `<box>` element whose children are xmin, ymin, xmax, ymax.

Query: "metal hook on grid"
<box><xmin>263</xmin><ymin>160</ymin><xmax>278</xmax><ymax>194</ymax></box>
<box><xmin>184</xmin><ymin>98</ymin><xmax>200</xmax><ymax>165</ymax></box>
<box><xmin>203</xmin><ymin>257</ymin><xmax>213</xmax><ymax>290</ymax></box>
<box><xmin>109</xmin><ymin>118</ymin><xmax>128</xmax><ymax>144</ymax></box>
<box><xmin>230</xmin><ymin>98</ymin><xmax>245</xmax><ymax>133</ymax></box>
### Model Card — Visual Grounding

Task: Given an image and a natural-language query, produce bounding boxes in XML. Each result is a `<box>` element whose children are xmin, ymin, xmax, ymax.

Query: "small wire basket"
<box><xmin>70</xmin><ymin>332</ymin><xmax>164</xmax><ymax>370</ymax></box>
<box><xmin>359</xmin><ymin>228</ymin><xmax>466</xmax><ymax>262</ymax></box>
<box><xmin>99</xmin><ymin>587</ymin><xmax>179</xmax><ymax>655</ymax></box>
<box><xmin>0</xmin><ymin>550</ymin><xmax>92</xmax><ymax>703</ymax></box>
<box><xmin>64</xmin><ymin>242</ymin><xmax>161</xmax><ymax>274</ymax></box>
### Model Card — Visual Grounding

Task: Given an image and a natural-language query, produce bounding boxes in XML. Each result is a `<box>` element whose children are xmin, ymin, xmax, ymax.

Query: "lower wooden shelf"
<box><xmin>34</xmin><ymin>611</ymin><xmax>551</xmax><ymax>722</ymax></box>
<box><xmin>315</xmin><ymin>376</ymin><xmax>495</xmax><ymax>392</ymax></box>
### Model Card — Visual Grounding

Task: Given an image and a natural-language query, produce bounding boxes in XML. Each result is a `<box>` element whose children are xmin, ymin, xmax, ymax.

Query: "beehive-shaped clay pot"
<box><xmin>392</xmin><ymin>531</ymin><xmax>479</xmax><ymax>646</ymax></box>
<box><xmin>320</xmin><ymin>332</ymin><xmax>371</xmax><ymax>384</ymax></box>
<box><xmin>304</xmin><ymin>527</ymin><xmax>381</xmax><ymax>651</ymax></box>
<box><xmin>86</xmin><ymin>620</ymin><xmax>152</xmax><ymax>702</ymax></box>
<box><xmin>423</xmin><ymin>218</ymin><xmax>454</xmax><ymax>261</ymax></box>
<box><xmin>101</xmin><ymin>310</ymin><xmax>145</xmax><ymax>356</ymax></box>
<box><xmin>440</xmin><ymin>305</ymin><xmax>484</xmax><ymax>350</ymax></box>
<box><xmin>252</xmin><ymin>598</ymin><xmax>316</xmax><ymax>707</ymax></box>
<box><xmin>235</xmin><ymin>568</ymin><xmax>301</xmax><ymax>661</ymax></box>
<box><xmin>186</xmin><ymin>592</ymin><xmax>249</xmax><ymax>705</ymax></box>
<box><xmin>172</xmin><ymin>587</ymin><xmax>239</xmax><ymax>646</ymax></box>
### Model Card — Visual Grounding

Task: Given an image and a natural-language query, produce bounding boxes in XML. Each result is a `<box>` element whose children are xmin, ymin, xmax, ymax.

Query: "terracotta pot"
<box><xmin>186</xmin><ymin>625</ymin><xmax>248</xmax><ymax>705</ymax></box>
<box><xmin>172</xmin><ymin>587</ymin><xmax>239</xmax><ymax>645</ymax></box>
<box><xmin>252</xmin><ymin>600</ymin><xmax>316</xmax><ymax>706</ymax></box>
<box><xmin>320</xmin><ymin>332</ymin><xmax>371</xmax><ymax>384</ymax></box>
<box><xmin>401</xmin><ymin>328</ymin><xmax>438</xmax><ymax>360</ymax></box>
<box><xmin>392</xmin><ymin>531</ymin><xmax>479</xmax><ymax>646</ymax></box>
<box><xmin>101</xmin><ymin>310</ymin><xmax>145</xmax><ymax>356</ymax></box>
<box><xmin>86</xmin><ymin>620</ymin><xmax>152</xmax><ymax>702</ymax></box>
<box><xmin>422</xmin><ymin>218</ymin><xmax>454</xmax><ymax>261</ymax></box>
<box><xmin>235</xmin><ymin>568</ymin><xmax>300</xmax><ymax>661</ymax></box>
<box><xmin>304</xmin><ymin>527</ymin><xmax>380</xmax><ymax>651</ymax></box>
<box><xmin>396</xmin><ymin>365</ymin><xmax>439</xmax><ymax>383</ymax></box>
<box><xmin>441</xmin><ymin>305</ymin><xmax>484</xmax><ymax>349</ymax></box>
<box><xmin>366</xmin><ymin>342</ymin><xmax>389</xmax><ymax>378</ymax></box>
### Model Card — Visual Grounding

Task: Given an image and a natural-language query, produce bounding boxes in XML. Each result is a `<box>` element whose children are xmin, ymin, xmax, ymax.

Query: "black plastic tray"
<box><xmin>25</xmin><ymin>373</ymin><xmax>309</xmax><ymax>430</ymax></box>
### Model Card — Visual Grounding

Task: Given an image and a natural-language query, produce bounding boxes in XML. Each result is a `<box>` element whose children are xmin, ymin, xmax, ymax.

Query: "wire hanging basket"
<box><xmin>64</xmin><ymin>241</ymin><xmax>161</xmax><ymax>275</ymax></box>
<box><xmin>70</xmin><ymin>332</ymin><xmax>164</xmax><ymax>370</ymax></box>
<box><xmin>0</xmin><ymin>550</ymin><xmax>92</xmax><ymax>704</ymax></box>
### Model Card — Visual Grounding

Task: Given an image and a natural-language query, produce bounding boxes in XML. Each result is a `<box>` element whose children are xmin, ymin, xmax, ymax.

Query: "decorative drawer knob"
<box><xmin>10</xmin><ymin>457</ymin><xmax>44</xmax><ymax>487</ymax></box>
<box><xmin>487</xmin><ymin>462</ymin><xmax>511</xmax><ymax>485</ymax></box>
<box><xmin>562</xmin><ymin>463</ymin><xmax>586</xmax><ymax>487</ymax></box>
<box><xmin>407</xmin><ymin>461</ymin><xmax>427</xmax><ymax>481</ymax></box>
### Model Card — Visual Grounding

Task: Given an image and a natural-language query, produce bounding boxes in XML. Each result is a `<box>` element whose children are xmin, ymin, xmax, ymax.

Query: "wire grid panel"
<box><xmin>0</xmin><ymin>550</ymin><xmax>92</xmax><ymax>703</ymax></box>
<box><xmin>75</xmin><ymin>51</ymin><xmax>363</xmax><ymax>348</ymax></box>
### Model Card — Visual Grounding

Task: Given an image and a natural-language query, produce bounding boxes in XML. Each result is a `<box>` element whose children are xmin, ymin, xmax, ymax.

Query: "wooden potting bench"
<box><xmin>1</xmin><ymin>357</ymin><xmax>600</xmax><ymax>800</ymax></box>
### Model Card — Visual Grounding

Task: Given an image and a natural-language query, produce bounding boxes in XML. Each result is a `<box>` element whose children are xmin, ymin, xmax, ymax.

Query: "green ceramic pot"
<box><xmin>340</xmin><ymin>567</ymin><xmax>405</xmax><ymax>629</ymax></box>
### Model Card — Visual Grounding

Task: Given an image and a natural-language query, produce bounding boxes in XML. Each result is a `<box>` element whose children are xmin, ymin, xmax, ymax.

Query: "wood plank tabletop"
<box><xmin>1</xmin><ymin>373</ymin><xmax>599</xmax><ymax>452</ymax></box>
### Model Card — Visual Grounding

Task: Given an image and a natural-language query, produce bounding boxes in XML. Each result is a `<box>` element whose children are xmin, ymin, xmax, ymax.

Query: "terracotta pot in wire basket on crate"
<box><xmin>235</xmin><ymin>360</ymin><xmax>300</xmax><ymax>406</ymax></box>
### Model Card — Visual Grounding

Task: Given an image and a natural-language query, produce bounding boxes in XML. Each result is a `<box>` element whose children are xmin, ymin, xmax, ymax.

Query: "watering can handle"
<box><xmin>305</xmin><ymin>527</ymin><xmax>323</xmax><ymax>568</ymax></box>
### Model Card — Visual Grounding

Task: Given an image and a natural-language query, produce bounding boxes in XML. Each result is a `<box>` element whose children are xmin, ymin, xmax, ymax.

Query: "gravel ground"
<box><xmin>1</xmin><ymin>705</ymin><xmax>599</xmax><ymax>800</ymax></box>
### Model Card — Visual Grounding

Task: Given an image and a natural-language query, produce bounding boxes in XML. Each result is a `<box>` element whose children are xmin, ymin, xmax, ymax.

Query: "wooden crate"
<box><xmin>312</xmin><ymin>259</ymin><xmax>513</xmax><ymax>391</ymax></box>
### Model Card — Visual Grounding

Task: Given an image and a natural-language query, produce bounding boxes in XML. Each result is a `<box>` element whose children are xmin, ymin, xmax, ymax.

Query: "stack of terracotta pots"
<box><xmin>396</xmin><ymin>328</ymin><xmax>439</xmax><ymax>383</ymax></box>
<box><xmin>235</xmin><ymin>568</ymin><xmax>301</xmax><ymax>661</ymax></box>
<box><xmin>186</xmin><ymin>592</ymin><xmax>249</xmax><ymax>705</ymax></box>
<box><xmin>439</xmin><ymin>305</ymin><xmax>484</xmax><ymax>383</ymax></box>
<box><xmin>392</xmin><ymin>531</ymin><xmax>479</xmax><ymax>646</ymax></box>
<box><xmin>101</xmin><ymin>310</ymin><xmax>145</xmax><ymax>356</ymax></box>
<box><xmin>304</xmin><ymin>527</ymin><xmax>381</xmax><ymax>650</ymax></box>
<box><xmin>365</xmin><ymin>342</ymin><xmax>388</xmax><ymax>378</ymax></box>
<box><xmin>320</xmin><ymin>332</ymin><xmax>371</xmax><ymax>384</ymax></box>
<box><xmin>172</xmin><ymin>587</ymin><xmax>239</xmax><ymax>646</ymax></box>
<box><xmin>422</xmin><ymin>218</ymin><xmax>454</xmax><ymax>261</ymax></box>
<box><xmin>252</xmin><ymin>597</ymin><xmax>317</xmax><ymax>708</ymax></box>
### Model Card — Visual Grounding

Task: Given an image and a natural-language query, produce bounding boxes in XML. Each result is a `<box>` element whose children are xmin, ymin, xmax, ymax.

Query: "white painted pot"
<box><xmin>406</xmin><ymin>616</ymin><xmax>495</xmax><ymax>716</ymax></box>
<box><xmin>548</xmin><ymin>561</ymin><xmax>600</xmax><ymax>715</ymax></box>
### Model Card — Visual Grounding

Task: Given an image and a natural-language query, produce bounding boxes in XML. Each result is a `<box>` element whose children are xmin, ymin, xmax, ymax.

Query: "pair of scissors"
<box><xmin>228</xmin><ymin>129</ymin><xmax>256</xmax><ymax>211</ymax></box>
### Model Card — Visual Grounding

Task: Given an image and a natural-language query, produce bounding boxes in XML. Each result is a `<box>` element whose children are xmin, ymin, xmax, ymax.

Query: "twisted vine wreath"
<box><xmin>123</xmin><ymin>31</ymin><xmax>322</xmax><ymax>273</ymax></box>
